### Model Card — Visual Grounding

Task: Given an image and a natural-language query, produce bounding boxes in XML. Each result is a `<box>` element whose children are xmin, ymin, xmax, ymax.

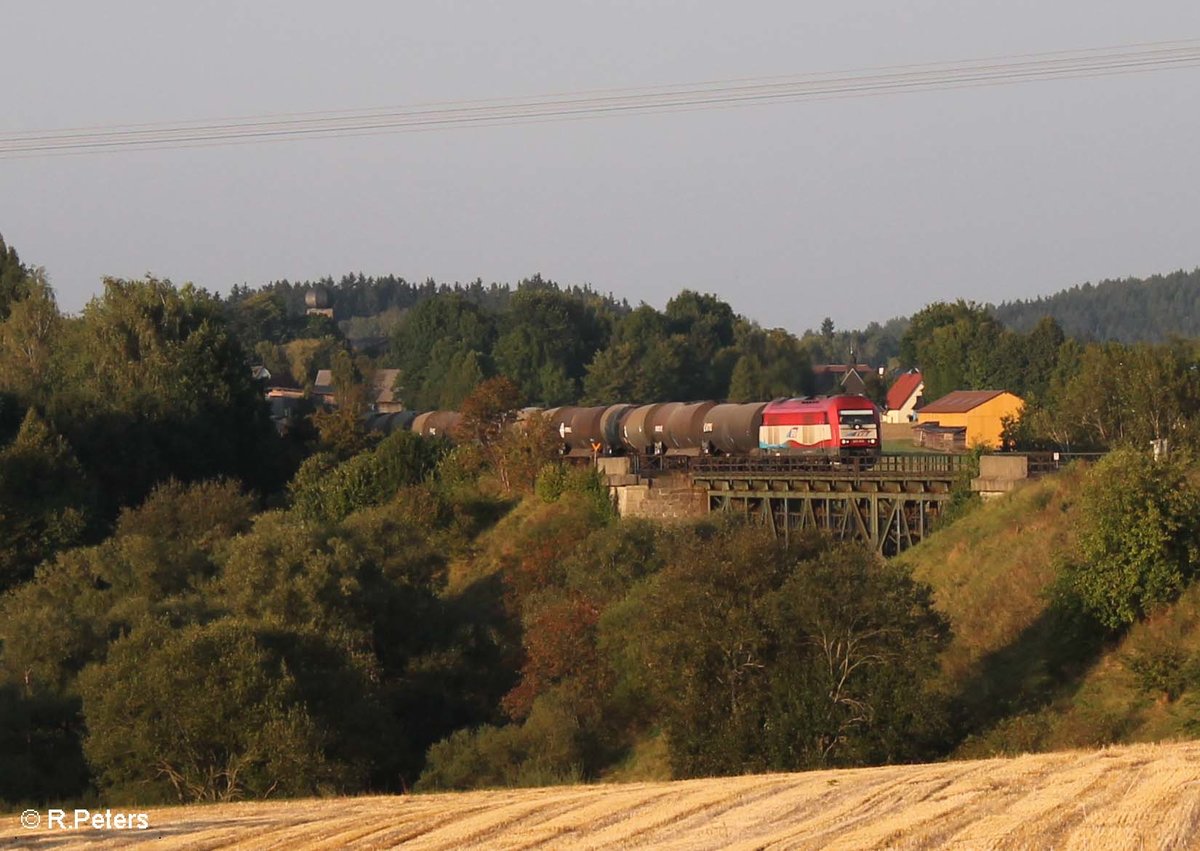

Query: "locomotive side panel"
<box><xmin>759</xmin><ymin>396</ymin><xmax>881</xmax><ymax>458</ymax></box>
<box><xmin>760</xmin><ymin>398</ymin><xmax>835</xmax><ymax>455</ymax></box>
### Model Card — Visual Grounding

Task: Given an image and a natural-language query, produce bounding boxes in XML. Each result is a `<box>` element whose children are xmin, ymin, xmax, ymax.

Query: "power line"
<box><xmin>3</xmin><ymin>39</ymin><xmax>1198</xmax><ymax>158</ymax></box>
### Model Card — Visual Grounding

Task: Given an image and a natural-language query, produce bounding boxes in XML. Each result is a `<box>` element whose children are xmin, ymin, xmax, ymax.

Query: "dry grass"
<box><xmin>7</xmin><ymin>740</ymin><xmax>1200</xmax><ymax>849</ymax></box>
<box><xmin>896</xmin><ymin>468</ymin><xmax>1085</xmax><ymax>685</ymax></box>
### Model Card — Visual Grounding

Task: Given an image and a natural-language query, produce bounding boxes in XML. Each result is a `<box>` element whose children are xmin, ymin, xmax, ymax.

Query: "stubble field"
<box><xmin>7</xmin><ymin>740</ymin><xmax>1200</xmax><ymax>850</ymax></box>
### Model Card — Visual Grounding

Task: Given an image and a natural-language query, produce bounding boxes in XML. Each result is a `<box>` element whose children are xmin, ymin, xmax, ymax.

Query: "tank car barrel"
<box><xmin>411</xmin><ymin>410</ymin><xmax>461</xmax><ymax>438</ymax></box>
<box><xmin>663</xmin><ymin>401</ymin><xmax>717</xmax><ymax>455</ymax></box>
<box><xmin>563</xmin><ymin>406</ymin><xmax>608</xmax><ymax>455</ymax></box>
<box><xmin>701</xmin><ymin>403</ymin><xmax>767</xmax><ymax>455</ymax></box>
<box><xmin>621</xmin><ymin>404</ymin><xmax>662</xmax><ymax>455</ymax></box>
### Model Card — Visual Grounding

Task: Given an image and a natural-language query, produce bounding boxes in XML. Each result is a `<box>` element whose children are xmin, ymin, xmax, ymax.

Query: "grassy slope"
<box><xmin>445</xmin><ymin>469</ymin><xmax>1200</xmax><ymax>780</ymax></box>
<box><xmin>897</xmin><ymin>464</ymin><xmax>1200</xmax><ymax>757</ymax></box>
<box><xmin>897</xmin><ymin>467</ymin><xmax>1085</xmax><ymax>687</ymax></box>
<box><xmin>1044</xmin><ymin>582</ymin><xmax>1200</xmax><ymax>749</ymax></box>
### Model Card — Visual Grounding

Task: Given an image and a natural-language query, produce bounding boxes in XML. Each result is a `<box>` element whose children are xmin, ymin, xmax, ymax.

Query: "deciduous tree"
<box><xmin>1067</xmin><ymin>449</ymin><xmax>1200</xmax><ymax>628</ymax></box>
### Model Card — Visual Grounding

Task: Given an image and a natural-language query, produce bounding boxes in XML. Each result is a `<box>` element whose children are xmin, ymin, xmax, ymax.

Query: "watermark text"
<box><xmin>19</xmin><ymin>808</ymin><xmax>149</xmax><ymax>831</ymax></box>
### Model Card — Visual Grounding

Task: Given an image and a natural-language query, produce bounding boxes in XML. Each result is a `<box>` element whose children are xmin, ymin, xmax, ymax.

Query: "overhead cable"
<box><xmin>3</xmin><ymin>39</ymin><xmax>1198</xmax><ymax>158</ymax></box>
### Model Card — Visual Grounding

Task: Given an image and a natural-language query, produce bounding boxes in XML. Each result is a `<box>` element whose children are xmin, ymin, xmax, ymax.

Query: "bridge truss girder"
<box><xmin>708</xmin><ymin>490</ymin><xmax>950</xmax><ymax>556</ymax></box>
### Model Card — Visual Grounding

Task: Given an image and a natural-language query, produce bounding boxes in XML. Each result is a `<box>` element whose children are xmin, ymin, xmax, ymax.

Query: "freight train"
<box><xmin>367</xmin><ymin>395</ymin><xmax>882</xmax><ymax>462</ymax></box>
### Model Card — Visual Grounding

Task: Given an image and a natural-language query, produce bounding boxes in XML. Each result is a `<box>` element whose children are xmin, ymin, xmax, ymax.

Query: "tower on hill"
<box><xmin>305</xmin><ymin>286</ymin><xmax>334</xmax><ymax>319</ymax></box>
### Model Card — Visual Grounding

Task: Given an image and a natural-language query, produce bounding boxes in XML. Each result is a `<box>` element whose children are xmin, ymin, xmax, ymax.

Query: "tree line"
<box><xmin>0</xmin><ymin>425</ymin><xmax>951</xmax><ymax>805</ymax></box>
<box><xmin>990</xmin><ymin>268</ymin><xmax>1200</xmax><ymax>343</ymax></box>
<box><xmin>232</xmin><ymin>276</ymin><xmax>832</xmax><ymax>411</ymax></box>
<box><xmin>897</xmin><ymin>298</ymin><xmax>1200</xmax><ymax>455</ymax></box>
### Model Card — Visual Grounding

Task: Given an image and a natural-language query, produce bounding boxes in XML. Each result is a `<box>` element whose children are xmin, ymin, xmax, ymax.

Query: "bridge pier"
<box><xmin>971</xmin><ymin>454</ymin><xmax>1029</xmax><ymax>500</ymax></box>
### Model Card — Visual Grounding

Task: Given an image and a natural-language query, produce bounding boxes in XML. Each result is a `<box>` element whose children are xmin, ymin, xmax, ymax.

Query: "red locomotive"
<box><xmin>759</xmin><ymin>396</ymin><xmax>880</xmax><ymax>459</ymax></box>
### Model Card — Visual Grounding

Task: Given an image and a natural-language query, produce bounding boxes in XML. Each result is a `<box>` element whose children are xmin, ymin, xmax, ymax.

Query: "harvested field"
<box><xmin>7</xmin><ymin>741</ymin><xmax>1200</xmax><ymax>850</ymax></box>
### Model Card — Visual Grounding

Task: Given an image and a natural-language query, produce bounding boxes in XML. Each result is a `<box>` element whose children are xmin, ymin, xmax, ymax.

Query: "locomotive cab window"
<box><xmin>838</xmin><ymin>410</ymin><xmax>876</xmax><ymax>426</ymax></box>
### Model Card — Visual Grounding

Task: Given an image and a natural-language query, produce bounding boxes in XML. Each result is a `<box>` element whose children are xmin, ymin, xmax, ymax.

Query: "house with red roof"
<box><xmin>884</xmin><ymin>370</ymin><xmax>924</xmax><ymax>423</ymax></box>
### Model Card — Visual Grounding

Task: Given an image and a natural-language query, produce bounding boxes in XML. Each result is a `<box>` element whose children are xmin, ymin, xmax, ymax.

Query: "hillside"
<box><xmin>896</xmin><ymin>464</ymin><xmax>1200</xmax><ymax>756</ymax></box>
<box><xmin>989</xmin><ymin>267</ymin><xmax>1200</xmax><ymax>342</ymax></box>
<box><xmin>8</xmin><ymin>740</ymin><xmax>1200</xmax><ymax>849</ymax></box>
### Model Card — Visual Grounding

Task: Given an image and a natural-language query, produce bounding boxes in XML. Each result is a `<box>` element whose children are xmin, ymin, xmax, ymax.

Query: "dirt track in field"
<box><xmin>7</xmin><ymin>740</ymin><xmax>1200</xmax><ymax>849</ymax></box>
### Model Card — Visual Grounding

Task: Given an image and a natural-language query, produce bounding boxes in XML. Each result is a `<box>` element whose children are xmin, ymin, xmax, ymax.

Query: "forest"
<box><xmin>989</xmin><ymin>267</ymin><xmax>1200</xmax><ymax>342</ymax></box>
<box><xmin>3</xmin><ymin>230</ymin><xmax>1200</xmax><ymax>807</ymax></box>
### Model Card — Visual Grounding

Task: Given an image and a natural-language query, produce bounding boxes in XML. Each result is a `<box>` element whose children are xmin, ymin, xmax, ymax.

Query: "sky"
<box><xmin>3</xmin><ymin>1</ymin><xmax>1199</xmax><ymax>333</ymax></box>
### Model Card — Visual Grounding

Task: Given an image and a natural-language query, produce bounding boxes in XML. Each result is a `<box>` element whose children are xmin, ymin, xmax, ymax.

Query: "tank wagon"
<box><xmin>364</xmin><ymin>395</ymin><xmax>881</xmax><ymax>462</ymax></box>
<box><xmin>701</xmin><ymin>402</ymin><xmax>767</xmax><ymax>455</ymax></box>
<box><xmin>365</xmin><ymin>410</ymin><xmax>417</xmax><ymax>435</ymax></box>
<box><xmin>410</xmin><ymin>410</ymin><xmax>462</xmax><ymax>438</ymax></box>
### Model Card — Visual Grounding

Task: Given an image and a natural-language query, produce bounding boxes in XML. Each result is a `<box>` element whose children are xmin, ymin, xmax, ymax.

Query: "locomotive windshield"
<box><xmin>838</xmin><ymin>411</ymin><xmax>876</xmax><ymax>427</ymax></box>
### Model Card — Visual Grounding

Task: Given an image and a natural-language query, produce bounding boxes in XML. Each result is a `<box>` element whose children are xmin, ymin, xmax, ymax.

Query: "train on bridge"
<box><xmin>368</xmin><ymin>395</ymin><xmax>883</xmax><ymax>463</ymax></box>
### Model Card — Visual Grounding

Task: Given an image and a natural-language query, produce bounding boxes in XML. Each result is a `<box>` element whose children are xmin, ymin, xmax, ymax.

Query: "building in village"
<box><xmin>883</xmin><ymin>370</ymin><xmax>924</xmax><ymax>423</ymax></box>
<box><xmin>914</xmin><ymin>389</ymin><xmax>1024</xmax><ymax>450</ymax></box>
<box><xmin>811</xmin><ymin>363</ymin><xmax>876</xmax><ymax>397</ymax></box>
<box><xmin>312</xmin><ymin>368</ymin><xmax>404</xmax><ymax>412</ymax></box>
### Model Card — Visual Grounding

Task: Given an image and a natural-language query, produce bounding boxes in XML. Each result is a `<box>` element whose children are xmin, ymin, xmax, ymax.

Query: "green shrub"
<box><xmin>290</xmin><ymin>431</ymin><xmax>447</xmax><ymax>523</ymax></box>
<box><xmin>416</xmin><ymin>696</ymin><xmax>585</xmax><ymax>791</ymax></box>
<box><xmin>535</xmin><ymin>464</ymin><xmax>614</xmax><ymax>521</ymax></box>
<box><xmin>79</xmin><ymin>619</ymin><xmax>373</xmax><ymax>803</ymax></box>
<box><xmin>1124</xmin><ymin>647</ymin><xmax>1190</xmax><ymax>701</ymax></box>
<box><xmin>1066</xmin><ymin>448</ymin><xmax>1200</xmax><ymax>628</ymax></box>
<box><xmin>933</xmin><ymin>447</ymin><xmax>984</xmax><ymax>531</ymax></box>
<box><xmin>534</xmin><ymin>463</ymin><xmax>568</xmax><ymax>503</ymax></box>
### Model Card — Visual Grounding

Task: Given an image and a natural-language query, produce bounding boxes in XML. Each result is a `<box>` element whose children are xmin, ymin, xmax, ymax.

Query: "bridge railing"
<box><xmin>623</xmin><ymin>450</ymin><xmax>1105</xmax><ymax>479</ymax></box>
<box><xmin>1023</xmin><ymin>451</ymin><xmax>1106</xmax><ymax>476</ymax></box>
<box><xmin>630</xmin><ymin>453</ymin><xmax>974</xmax><ymax>477</ymax></box>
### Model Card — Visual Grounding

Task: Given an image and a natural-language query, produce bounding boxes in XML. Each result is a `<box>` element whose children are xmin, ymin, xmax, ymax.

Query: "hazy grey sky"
<box><xmin>4</xmin><ymin>2</ymin><xmax>1199</xmax><ymax>332</ymax></box>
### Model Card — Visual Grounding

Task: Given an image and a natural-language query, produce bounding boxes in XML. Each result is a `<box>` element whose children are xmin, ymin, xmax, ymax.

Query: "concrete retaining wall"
<box><xmin>972</xmin><ymin>454</ymin><xmax>1030</xmax><ymax>499</ymax></box>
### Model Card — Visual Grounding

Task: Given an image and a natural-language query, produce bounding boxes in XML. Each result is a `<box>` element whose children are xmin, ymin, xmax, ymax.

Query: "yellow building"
<box><xmin>915</xmin><ymin>390</ymin><xmax>1024</xmax><ymax>449</ymax></box>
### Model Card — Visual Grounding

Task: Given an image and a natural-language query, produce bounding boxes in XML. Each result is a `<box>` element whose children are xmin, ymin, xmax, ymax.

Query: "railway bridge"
<box><xmin>690</xmin><ymin>455</ymin><xmax>964</xmax><ymax>556</ymax></box>
<box><xmin>604</xmin><ymin>453</ymin><xmax>1085</xmax><ymax>556</ymax></box>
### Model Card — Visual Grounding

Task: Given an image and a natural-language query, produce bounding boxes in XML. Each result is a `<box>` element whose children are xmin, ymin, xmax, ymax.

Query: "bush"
<box><xmin>1124</xmin><ymin>647</ymin><xmax>1191</xmax><ymax>702</ymax></box>
<box><xmin>1066</xmin><ymin>449</ymin><xmax>1200</xmax><ymax>628</ymax></box>
<box><xmin>534</xmin><ymin>463</ymin><xmax>568</xmax><ymax>503</ymax></box>
<box><xmin>535</xmin><ymin>464</ymin><xmax>614</xmax><ymax>522</ymax></box>
<box><xmin>290</xmin><ymin>431</ymin><xmax>447</xmax><ymax>523</ymax></box>
<box><xmin>79</xmin><ymin>619</ymin><xmax>365</xmax><ymax>803</ymax></box>
<box><xmin>416</xmin><ymin>696</ymin><xmax>585</xmax><ymax>791</ymax></box>
<box><xmin>616</xmin><ymin>522</ymin><xmax>950</xmax><ymax>776</ymax></box>
<box><xmin>934</xmin><ymin>447</ymin><xmax>984</xmax><ymax>531</ymax></box>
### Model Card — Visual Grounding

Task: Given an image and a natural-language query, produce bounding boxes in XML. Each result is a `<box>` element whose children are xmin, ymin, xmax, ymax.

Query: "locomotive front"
<box><xmin>828</xmin><ymin>395</ymin><xmax>881</xmax><ymax>459</ymax></box>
